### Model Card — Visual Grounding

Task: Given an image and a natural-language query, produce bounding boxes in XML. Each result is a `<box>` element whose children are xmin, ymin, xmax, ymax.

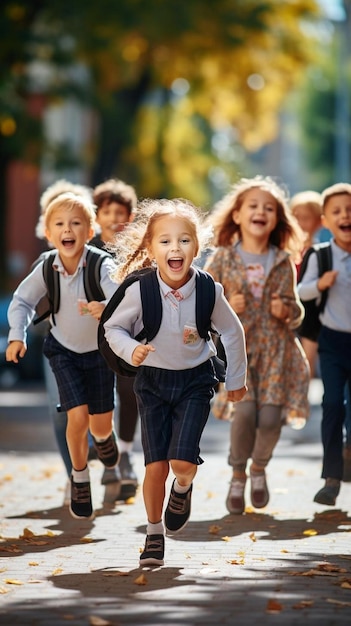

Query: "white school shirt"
<box><xmin>297</xmin><ymin>239</ymin><xmax>351</xmax><ymax>333</ymax></box>
<box><xmin>104</xmin><ymin>267</ymin><xmax>247</xmax><ymax>391</ymax></box>
<box><xmin>8</xmin><ymin>246</ymin><xmax>118</xmax><ymax>353</ymax></box>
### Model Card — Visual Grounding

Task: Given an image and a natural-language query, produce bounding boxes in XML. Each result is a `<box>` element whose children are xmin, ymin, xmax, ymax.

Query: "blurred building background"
<box><xmin>0</xmin><ymin>0</ymin><xmax>350</xmax><ymax>294</ymax></box>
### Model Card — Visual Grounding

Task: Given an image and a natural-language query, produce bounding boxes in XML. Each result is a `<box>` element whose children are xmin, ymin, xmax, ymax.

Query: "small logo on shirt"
<box><xmin>183</xmin><ymin>325</ymin><xmax>199</xmax><ymax>344</ymax></box>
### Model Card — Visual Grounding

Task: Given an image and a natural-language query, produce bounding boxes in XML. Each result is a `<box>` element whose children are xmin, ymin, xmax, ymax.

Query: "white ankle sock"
<box><xmin>174</xmin><ymin>479</ymin><xmax>191</xmax><ymax>494</ymax></box>
<box><xmin>119</xmin><ymin>440</ymin><xmax>133</xmax><ymax>453</ymax></box>
<box><xmin>72</xmin><ymin>466</ymin><xmax>90</xmax><ymax>483</ymax></box>
<box><xmin>147</xmin><ymin>521</ymin><xmax>164</xmax><ymax>535</ymax></box>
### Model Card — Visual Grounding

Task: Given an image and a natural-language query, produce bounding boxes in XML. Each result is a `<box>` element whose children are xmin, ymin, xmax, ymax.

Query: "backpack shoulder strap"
<box><xmin>138</xmin><ymin>269</ymin><xmax>163</xmax><ymax>342</ymax></box>
<box><xmin>99</xmin><ymin>267</ymin><xmax>160</xmax><ymax>344</ymax></box>
<box><xmin>314</xmin><ymin>242</ymin><xmax>332</xmax><ymax>312</ymax></box>
<box><xmin>315</xmin><ymin>241</ymin><xmax>332</xmax><ymax>274</ymax></box>
<box><xmin>35</xmin><ymin>250</ymin><xmax>60</xmax><ymax>325</ymax></box>
<box><xmin>84</xmin><ymin>245</ymin><xmax>110</xmax><ymax>302</ymax></box>
<box><xmin>99</xmin><ymin>272</ymin><xmax>138</xmax><ymax>325</ymax></box>
<box><xmin>194</xmin><ymin>269</ymin><xmax>216</xmax><ymax>339</ymax></box>
<box><xmin>43</xmin><ymin>250</ymin><xmax>60</xmax><ymax>312</ymax></box>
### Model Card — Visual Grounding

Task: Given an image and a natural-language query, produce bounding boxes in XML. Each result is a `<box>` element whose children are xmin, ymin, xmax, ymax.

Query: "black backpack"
<box><xmin>33</xmin><ymin>245</ymin><xmax>110</xmax><ymax>326</ymax></box>
<box><xmin>98</xmin><ymin>267</ymin><xmax>226</xmax><ymax>379</ymax></box>
<box><xmin>297</xmin><ymin>242</ymin><xmax>332</xmax><ymax>342</ymax></box>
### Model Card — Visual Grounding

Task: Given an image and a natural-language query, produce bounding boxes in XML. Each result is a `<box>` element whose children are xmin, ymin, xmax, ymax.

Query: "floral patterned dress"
<box><xmin>205</xmin><ymin>243</ymin><xmax>310</xmax><ymax>426</ymax></box>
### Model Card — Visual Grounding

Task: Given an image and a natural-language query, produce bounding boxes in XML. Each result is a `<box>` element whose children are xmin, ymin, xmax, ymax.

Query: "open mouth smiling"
<box><xmin>252</xmin><ymin>219</ymin><xmax>266</xmax><ymax>226</ymax></box>
<box><xmin>62</xmin><ymin>238</ymin><xmax>75</xmax><ymax>247</ymax></box>
<box><xmin>339</xmin><ymin>223</ymin><xmax>351</xmax><ymax>232</ymax></box>
<box><xmin>168</xmin><ymin>258</ymin><xmax>183</xmax><ymax>270</ymax></box>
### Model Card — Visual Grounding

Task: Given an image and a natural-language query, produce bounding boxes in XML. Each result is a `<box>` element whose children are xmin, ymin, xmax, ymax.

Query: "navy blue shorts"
<box><xmin>43</xmin><ymin>333</ymin><xmax>114</xmax><ymax>414</ymax></box>
<box><xmin>134</xmin><ymin>361</ymin><xmax>216</xmax><ymax>466</ymax></box>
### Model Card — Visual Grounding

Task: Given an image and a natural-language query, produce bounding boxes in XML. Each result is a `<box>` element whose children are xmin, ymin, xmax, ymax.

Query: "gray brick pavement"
<box><xmin>0</xmin><ymin>381</ymin><xmax>350</xmax><ymax>625</ymax></box>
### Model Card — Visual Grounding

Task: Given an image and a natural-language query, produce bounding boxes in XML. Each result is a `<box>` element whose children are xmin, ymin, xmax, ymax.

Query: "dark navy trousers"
<box><xmin>318</xmin><ymin>326</ymin><xmax>351</xmax><ymax>480</ymax></box>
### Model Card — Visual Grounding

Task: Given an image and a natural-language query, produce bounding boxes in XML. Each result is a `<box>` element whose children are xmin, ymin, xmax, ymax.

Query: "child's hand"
<box><xmin>131</xmin><ymin>343</ymin><xmax>156</xmax><ymax>366</ymax></box>
<box><xmin>229</xmin><ymin>292</ymin><xmax>246</xmax><ymax>314</ymax></box>
<box><xmin>6</xmin><ymin>341</ymin><xmax>26</xmax><ymax>363</ymax></box>
<box><xmin>86</xmin><ymin>300</ymin><xmax>105</xmax><ymax>320</ymax></box>
<box><xmin>227</xmin><ymin>385</ymin><xmax>247</xmax><ymax>402</ymax></box>
<box><xmin>270</xmin><ymin>293</ymin><xmax>289</xmax><ymax>320</ymax></box>
<box><xmin>318</xmin><ymin>270</ymin><xmax>338</xmax><ymax>292</ymax></box>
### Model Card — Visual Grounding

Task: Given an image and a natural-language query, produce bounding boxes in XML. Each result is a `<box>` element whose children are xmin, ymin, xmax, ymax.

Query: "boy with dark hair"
<box><xmin>90</xmin><ymin>179</ymin><xmax>140</xmax><ymax>500</ymax></box>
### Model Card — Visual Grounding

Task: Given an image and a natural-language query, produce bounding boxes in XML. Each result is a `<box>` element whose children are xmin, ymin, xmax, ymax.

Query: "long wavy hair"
<box><xmin>208</xmin><ymin>176</ymin><xmax>303</xmax><ymax>255</ymax></box>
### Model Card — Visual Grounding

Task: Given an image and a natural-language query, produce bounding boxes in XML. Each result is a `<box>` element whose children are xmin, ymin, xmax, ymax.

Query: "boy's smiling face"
<box><xmin>96</xmin><ymin>201</ymin><xmax>131</xmax><ymax>243</ymax></box>
<box><xmin>45</xmin><ymin>206</ymin><xmax>94</xmax><ymax>269</ymax></box>
<box><xmin>322</xmin><ymin>193</ymin><xmax>351</xmax><ymax>252</ymax></box>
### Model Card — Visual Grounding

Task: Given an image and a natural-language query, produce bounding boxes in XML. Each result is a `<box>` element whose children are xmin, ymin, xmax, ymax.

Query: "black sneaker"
<box><xmin>119</xmin><ymin>451</ymin><xmax>138</xmax><ymax>501</ymax></box>
<box><xmin>92</xmin><ymin>432</ymin><xmax>119</xmax><ymax>468</ymax></box>
<box><xmin>139</xmin><ymin>534</ymin><xmax>164</xmax><ymax>566</ymax></box>
<box><xmin>164</xmin><ymin>480</ymin><xmax>192</xmax><ymax>534</ymax></box>
<box><xmin>69</xmin><ymin>477</ymin><xmax>94</xmax><ymax>520</ymax></box>
<box><xmin>314</xmin><ymin>478</ymin><xmax>340</xmax><ymax>506</ymax></box>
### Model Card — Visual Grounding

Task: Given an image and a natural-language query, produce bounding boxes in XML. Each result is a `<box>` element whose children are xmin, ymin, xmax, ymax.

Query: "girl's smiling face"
<box><xmin>233</xmin><ymin>188</ymin><xmax>278</xmax><ymax>243</ymax></box>
<box><xmin>147</xmin><ymin>215</ymin><xmax>198</xmax><ymax>289</ymax></box>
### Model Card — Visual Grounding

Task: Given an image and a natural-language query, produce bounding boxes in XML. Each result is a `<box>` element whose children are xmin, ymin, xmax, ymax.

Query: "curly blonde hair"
<box><xmin>208</xmin><ymin>175</ymin><xmax>302</xmax><ymax>255</ymax></box>
<box><xmin>108</xmin><ymin>198</ymin><xmax>213</xmax><ymax>282</ymax></box>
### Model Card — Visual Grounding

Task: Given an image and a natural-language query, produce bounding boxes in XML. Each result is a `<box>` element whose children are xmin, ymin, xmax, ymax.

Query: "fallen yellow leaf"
<box><xmin>21</xmin><ymin>528</ymin><xmax>35</xmax><ymax>538</ymax></box>
<box><xmin>89</xmin><ymin>616</ymin><xmax>113</xmax><ymax>626</ymax></box>
<box><xmin>4</xmin><ymin>579</ymin><xmax>24</xmax><ymax>585</ymax></box>
<box><xmin>303</xmin><ymin>529</ymin><xmax>318</xmax><ymax>536</ymax></box>
<box><xmin>249</xmin><ymin>532</ymin><xmax>257</xmax><ymax>542</ymax></box>
<box><xmin>326</xmin><ymin>598</ymin><xmax>351</xmax><ymax>607</ymax></box>
<box><xmin>292</xmin><ymin>600</ymin><xmax>314</xmax><ymax>609</ymax></box>
<box><xmin>28</xmin><ymin>562</ymin><xmax>39</xmax><ymax>566</ymax></box>
<box><xmin>266</xmin><ymin>599</ymin><xmax>283</xmax><ymax>613</ymax></box>
<box><xmin>134</xmin><ymin>574</ymin><xmax>147</xmax><ymax>585</ymax></box>
<box><xmin>125</xmin><ymin>497</ymin><xmax>135</xmax><ymax>505</ymax></box>
<box><xmin>208</xmin><ymin>525</ymin><xmax>221</xmax><ymax>535</ymax></box>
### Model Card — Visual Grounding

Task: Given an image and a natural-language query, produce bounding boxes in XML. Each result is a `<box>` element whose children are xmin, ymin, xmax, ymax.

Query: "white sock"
<box><xmin>119</xmin><ymin>440</ymin><xmax>133</xmax><ymax>453</ymax></box>
<box><xmin>174</xmin><ymin>479</ymin><xmax>191</xmax><ymax>494</ymax></box>
<box><xmin>147</xmin><ymin>520</ymin><xmax>164</xmax><ymax>535</ymax></box>
<box><xmin>72</xmin><ymin>466</ymin><xmax>90</xmax><ymax>483</ymax></box>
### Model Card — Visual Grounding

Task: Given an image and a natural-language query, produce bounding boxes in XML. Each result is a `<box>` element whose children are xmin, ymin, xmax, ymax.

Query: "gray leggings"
<box><xmin>228</xmin><ymin>401</ymin><xmax>282</xmax><ymax>472</ymax></box>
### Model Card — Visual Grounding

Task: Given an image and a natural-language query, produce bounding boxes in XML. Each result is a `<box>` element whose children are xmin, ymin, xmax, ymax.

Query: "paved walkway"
<box><xmin>0</xmin><ymin>380</ymin><xmax>350</xmax><ymax>625</ymax></box>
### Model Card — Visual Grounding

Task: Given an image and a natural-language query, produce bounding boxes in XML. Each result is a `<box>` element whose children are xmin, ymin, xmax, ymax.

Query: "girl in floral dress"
<box><xmin>205</xmin><ymin>176</ymin><xmax>310</xmax><ymax>515</ymax></box>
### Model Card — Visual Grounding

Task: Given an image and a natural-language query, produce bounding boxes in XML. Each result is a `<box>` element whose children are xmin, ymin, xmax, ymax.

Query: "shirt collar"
<box><xmin>157</xmin><ymin>266</ymin><xmax>196</xmax><ymax>300</ymax></box>
<box><xmin>52</xmin><ymin>246</ymin><xmax>88</xmax><ymax>276</ymax></box>
<box><xmin>331</xmin><ymin>239</ymin><xmax>351</xmax><ymax>261</ymax></box>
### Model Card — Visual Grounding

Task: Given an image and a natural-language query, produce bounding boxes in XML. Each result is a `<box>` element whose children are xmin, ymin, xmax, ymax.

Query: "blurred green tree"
<box><xmin>1</xmin><ymin>0</ymin><xmax>322</xmax><ymax>192</ymax></box>
<box><xmin>0</xmin><ymin>0</ymin><xmax>322</xmax><ymax>287</ymax></box>
<box><xmin>295</xmin><ymin>3</ymin><xmax>351</xmax><ymax>191</ymax></box>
